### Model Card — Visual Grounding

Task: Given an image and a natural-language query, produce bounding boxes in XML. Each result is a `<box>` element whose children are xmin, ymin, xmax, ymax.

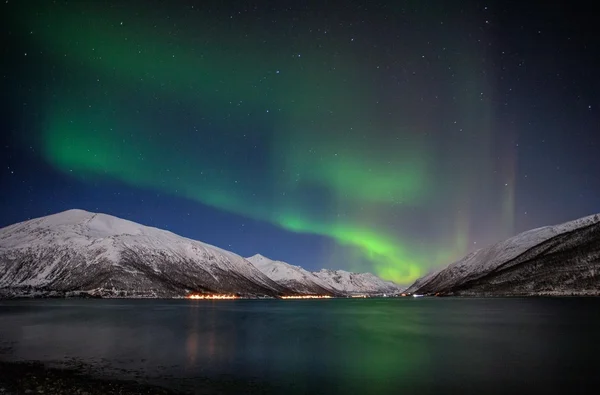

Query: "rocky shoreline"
<box><xmin>0</xmin><ymin>361</ymin><xmax>179</xmax><ymax>395</ymax></box>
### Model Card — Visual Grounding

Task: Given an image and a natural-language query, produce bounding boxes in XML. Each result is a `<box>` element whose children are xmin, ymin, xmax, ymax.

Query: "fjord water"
<box><xmin>0</xmin><ymin>298</ymin><xmax>599</xmax><ymax>394</ymax></box>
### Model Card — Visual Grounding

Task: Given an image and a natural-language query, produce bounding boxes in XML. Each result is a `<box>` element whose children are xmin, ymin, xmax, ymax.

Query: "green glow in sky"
<box><xmin>17</xmin><ymin>2</ymin><xmax>515</xmax><ymax>284</ymax></box>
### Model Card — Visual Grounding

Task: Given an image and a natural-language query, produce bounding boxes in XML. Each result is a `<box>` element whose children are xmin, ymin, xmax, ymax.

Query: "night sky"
<box><xmin>1</xmin><ymin>0</ymin><xmax>598</xmax><ymax>285</ymax></box>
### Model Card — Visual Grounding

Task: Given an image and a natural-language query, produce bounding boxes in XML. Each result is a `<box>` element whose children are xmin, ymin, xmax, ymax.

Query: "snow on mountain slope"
<box><xmin>0</xmin><ymin>209</ymin><xmax>288</xmax><ymax>297</ymax></box>
<box><xmin>247</xmin><ymin>254</ymin><xmax>339</xmax><ymax>295</ymax></box>
<box><xmin>313</xmin><ymin>269</ymin><xmax>403</xmax><ymax>295</ymax></box>
<box><xmin>407</xmin><ymin>213</ymin><xmax>600</xmax><ymax>296</ymax></box>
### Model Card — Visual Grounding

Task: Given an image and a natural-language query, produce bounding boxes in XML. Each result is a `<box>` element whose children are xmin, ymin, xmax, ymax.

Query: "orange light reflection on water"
<box><xmin>187</xmin><ymin>294</ymin><xmax>238</xmax><ymax>300</ymax></box>
<box><xmin>280</xmin><ymin>295</ymin><xmax>333</xmax><ymax>299</ymax></box>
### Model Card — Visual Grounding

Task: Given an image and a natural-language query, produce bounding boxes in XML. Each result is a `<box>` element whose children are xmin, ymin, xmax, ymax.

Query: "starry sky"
<box><xmin>1</xmin><ymin>0</ymin><xmax>598</xmax><ymax>285</ymax></box>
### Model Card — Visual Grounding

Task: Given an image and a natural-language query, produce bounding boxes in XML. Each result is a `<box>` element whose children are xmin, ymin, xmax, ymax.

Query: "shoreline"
<box><xmin>0</xmin><ymin>360</ymin><xmax>180</xmax><ymax>395</ymax></box>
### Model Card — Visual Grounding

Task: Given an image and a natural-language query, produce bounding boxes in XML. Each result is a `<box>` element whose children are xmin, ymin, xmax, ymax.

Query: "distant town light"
<box><xmin>281</xmin><ymin>295</ymin><xmax>333</xmax><ymax>299</ymax></box>
<box><xmin>187</xmin><ymin>294</ymin><xmax>238</xmax><ymax>300</ymax></box>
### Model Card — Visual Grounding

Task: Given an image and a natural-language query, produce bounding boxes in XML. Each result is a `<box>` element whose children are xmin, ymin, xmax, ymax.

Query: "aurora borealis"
<box><xmin>2</xmin><ymin>0</ymin><xmax>599</xmax><ymax>284</ymax></box>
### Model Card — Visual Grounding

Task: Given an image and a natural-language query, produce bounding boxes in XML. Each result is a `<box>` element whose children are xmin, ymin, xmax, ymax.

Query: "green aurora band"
<box><xmin>16</xmin><ymin>3</ymin><xmax>513</xmax><ymax>283</ymax></box>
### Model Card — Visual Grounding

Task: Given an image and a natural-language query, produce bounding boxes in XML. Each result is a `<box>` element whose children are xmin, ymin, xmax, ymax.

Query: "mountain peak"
<box><xmin>247</xmin><ymin>254</ymin><xmax>340</xmax><ymax>295</ymax></box>
<box><xmin>45</xmin><ymin>208</ymin><xmax>95</xmax><ymax>222</ymax></box>
<box><xmin>31</xmin><ymin>209</ymin><xmax>148</xmax><ymax>238</ymax></box>
<box><xmin>248</xmin><ymin>253</ymin><xmax>271</xmax><ymax>261</ymax></box>
<box><xmin>0</xmin><ymin>210</ymin><xmax>287</xmax><ymax>297</ymax></box>
<box><xmin>313</xmin><ymin>269</ymin><xmax>402</xmax><ymax>294</ymax></box>
<box><xmin>61</xmin><ymin>208</ymin><xmax>93</xmax><ymax>215</ymax></box>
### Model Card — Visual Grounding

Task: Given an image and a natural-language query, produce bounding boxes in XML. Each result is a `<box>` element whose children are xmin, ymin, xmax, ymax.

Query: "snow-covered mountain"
<box><xmin>312</xmin><ymin>269</ymin><xmax>403</xmax><ymax>295</ymax></box>
<box><xmin>246</xmin><ymin>254</ymin><xmax>340</xmax><ymax>296</ymax></box>
<box><xmin>407</xmin><ymin>213</ymin><xmax>600</xmax><ymax>296</ymax></box>
<box><xmin>0</xmin><ymin>209</ymin><xmax>288</xmax><ymax>297</ymax></box>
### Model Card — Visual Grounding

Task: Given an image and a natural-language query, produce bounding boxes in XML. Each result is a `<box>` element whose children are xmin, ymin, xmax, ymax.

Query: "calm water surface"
<box><xmin>1</xmin><ymin>298</ymin><xmax>599</xmax><ymax>394</ymax></box>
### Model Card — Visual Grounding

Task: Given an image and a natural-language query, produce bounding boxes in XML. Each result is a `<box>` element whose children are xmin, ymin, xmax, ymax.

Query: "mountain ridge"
<box><xmin>0</xmin><ymin>209</ymin><xmax>287</xmax><ymax>298</ymax></box>
<box><xmin>246</xmin><ymin>254</ymin><xmax>403</xmax><ymax>295</ymax></box>
<box><xmin>0</xmin><ymin>209</ymin><xmax>400</xmax><ymax>298</ymax></box>
<box><xmin>407</xmin><ymin>213</ymin><xmax>600</xmax><ymax>296</ymax></box>
<box><xmin>312</xmin><ymin>268</ymin><xmax>402</xmax><ymax>294</ymax></box>
<box><xmin>246</xmin><ymin>254</ymin><xmax>341</xmax><ymax>296</ymax></box>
